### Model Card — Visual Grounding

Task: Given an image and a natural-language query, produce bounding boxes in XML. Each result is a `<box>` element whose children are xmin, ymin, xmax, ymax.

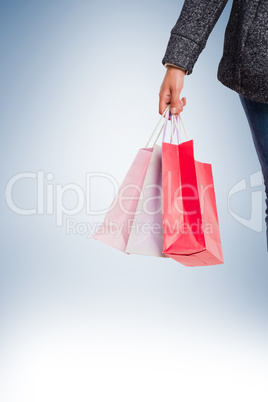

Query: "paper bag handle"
<box><xmin>163</xmin><ymin>110</ymin><xmax>189</xmax><ymax>144</ymax></box>
<box><xmin>145</xmin><ymin>105</ymin><xmax>170</xmax><ymax>148</ymax></box>
<box><xmin>145</xmin><ymin>105</ymin><xmax>188</xmax><ymax>148</ymax></box>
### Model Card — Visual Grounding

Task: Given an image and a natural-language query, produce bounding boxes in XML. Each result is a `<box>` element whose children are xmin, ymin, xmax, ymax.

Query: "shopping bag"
<box><xmin>93</xmin><ymin>106</ymin><xmax>169</xmax><ymax>254</ymax></box>
<box><xmin>125</xmin><ymin>144</ymin><xmax>166</xmax><ymax>257</ymax></box>
<box><xmin>93</xmin><ymin>147</ymin><xmax>153</xmax><ymax>252</ymax></box>
<box><xmin>162</xmin><ymin>112</ymin><xmax>224</xmax><ymax>266</ymax></box>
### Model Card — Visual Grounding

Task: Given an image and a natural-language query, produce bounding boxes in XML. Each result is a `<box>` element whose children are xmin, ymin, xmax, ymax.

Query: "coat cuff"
<box><xmin>164</xmin><ymin>63</ymin><xmax>188</xmax><ymax>75</ymax></box>
<box><xmin>162</xmin><ymin>33</ymin><xmax>203</xmax><ymax>75</ymax></box>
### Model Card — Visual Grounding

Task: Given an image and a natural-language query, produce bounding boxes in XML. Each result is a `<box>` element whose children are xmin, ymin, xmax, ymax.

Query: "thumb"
<box><xmin>170</xmin><ymin>88</ymin><xmax>183</xmax><ymax>116</ymax></box>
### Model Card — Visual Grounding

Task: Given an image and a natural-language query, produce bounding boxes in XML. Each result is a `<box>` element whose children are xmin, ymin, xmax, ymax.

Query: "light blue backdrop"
<box><xmin>1</xmin><ymin>0</ymin><xmax>267</xmax><ymax>400</ymax></box>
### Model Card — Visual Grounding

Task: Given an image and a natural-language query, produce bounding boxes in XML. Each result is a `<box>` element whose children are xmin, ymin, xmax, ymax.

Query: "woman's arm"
<box><xmin>159</xmin><ymin>0</ymin><xmax>229</xmax><ymax>116</ymax></box>
<box><xmin>163</xmin><ymin>0</ymin><xmax>229</xmax><ymax>74</ymax></box>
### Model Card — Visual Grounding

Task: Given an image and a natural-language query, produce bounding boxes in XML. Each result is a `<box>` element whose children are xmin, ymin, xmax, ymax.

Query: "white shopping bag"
<box><xmin>125</xmin><ymin>144</ymin><xmax>166</xmax><ymax>257</ymax></box>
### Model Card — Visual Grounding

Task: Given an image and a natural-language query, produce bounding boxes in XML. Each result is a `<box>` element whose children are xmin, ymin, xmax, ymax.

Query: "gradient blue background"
<box><xmin>1</xmin><ymin>0</ymin><xmax>268</xmax><ymax>400</ymax></box>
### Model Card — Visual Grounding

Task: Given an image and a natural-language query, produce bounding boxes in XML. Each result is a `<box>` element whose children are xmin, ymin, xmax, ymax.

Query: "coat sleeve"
<box><xmin>162</xmin><ymin>0</ymin><xmax>229</xmax><ymax>75</ymax></box>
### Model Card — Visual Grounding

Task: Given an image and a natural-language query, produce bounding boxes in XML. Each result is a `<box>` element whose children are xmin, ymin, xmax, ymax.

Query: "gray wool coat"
<box><xmin>162</xmin><ymin>0</ymin><xmax>268</xmax><ymax>104</ymax></box>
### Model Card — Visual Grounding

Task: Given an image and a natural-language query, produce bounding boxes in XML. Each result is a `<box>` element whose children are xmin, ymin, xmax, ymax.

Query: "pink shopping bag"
<box><xmin>93</xmin><ymin>147</ymin><xmax>153</xmax><ymax>252</ymax></box>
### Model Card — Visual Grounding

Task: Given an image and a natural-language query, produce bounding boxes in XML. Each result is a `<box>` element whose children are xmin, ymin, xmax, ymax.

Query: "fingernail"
<box><xmin>170</xmin><ymin>107</ymin><xmax>177</xmax><ymax>115</ymax></box>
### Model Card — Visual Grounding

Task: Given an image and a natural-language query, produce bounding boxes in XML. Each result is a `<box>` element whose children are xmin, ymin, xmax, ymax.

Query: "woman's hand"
<box><xmin>159</xmin><ymin>66</ymin><xmax>186</xmax><ymax>119</ymax></box>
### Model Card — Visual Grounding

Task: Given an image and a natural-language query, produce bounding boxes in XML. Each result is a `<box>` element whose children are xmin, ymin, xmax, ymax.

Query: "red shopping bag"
<box><xmin>162</xmin><ymin>113</ymin><xmax>224</xmax><ymax>266</ymax></box>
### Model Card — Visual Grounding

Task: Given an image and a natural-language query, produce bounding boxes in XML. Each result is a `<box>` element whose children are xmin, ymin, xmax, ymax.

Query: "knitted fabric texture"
<box><xmin>162</xmin><ymin>0</ymin><xmax>268</xmax><ymax>104</ymax></box>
